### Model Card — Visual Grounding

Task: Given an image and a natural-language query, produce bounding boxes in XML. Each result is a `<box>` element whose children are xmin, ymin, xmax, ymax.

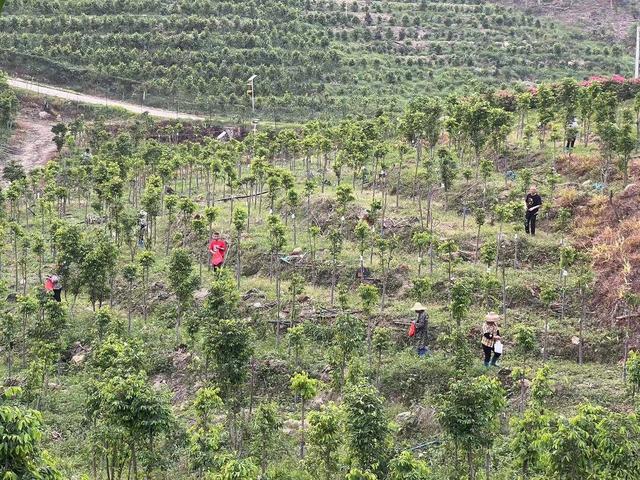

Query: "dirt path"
<box><xmin>2</xmin><ymin>110</ymin><xmax>57</xmax><ymax>172</ymax></box>
<box><xmin>7</xmin><ymin>77</ymin><xmax>205</xmax><ymax>121</ymax></box>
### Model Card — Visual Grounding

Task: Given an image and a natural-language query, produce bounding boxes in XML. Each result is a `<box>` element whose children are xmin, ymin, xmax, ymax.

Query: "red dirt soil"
<box><xmin>4</xmin><ymin>102</ymin><xmax>57</xmax><ymax>173</ymax></box>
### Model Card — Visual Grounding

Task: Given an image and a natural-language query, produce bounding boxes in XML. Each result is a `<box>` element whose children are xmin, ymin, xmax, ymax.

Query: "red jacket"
<box><xmin>209</xmin><ymin>239</ymin><xmax>227</xmax><ymax>266</ymax></box>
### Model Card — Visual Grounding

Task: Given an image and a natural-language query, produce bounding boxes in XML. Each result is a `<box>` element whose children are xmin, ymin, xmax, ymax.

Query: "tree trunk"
<box><xmin>579</xmin><ymin>287</ymin><xmax>585</xmax><ymax>365</ymax></box>
<box><xmin>467</xmin><ymin>449</ymin><xmax>476</xmax><ymax>480</ymax></box>
<box><xmin>300</xmin><ymin>400</ymin><xmax>306</xmax><ymax>459</ymax></box>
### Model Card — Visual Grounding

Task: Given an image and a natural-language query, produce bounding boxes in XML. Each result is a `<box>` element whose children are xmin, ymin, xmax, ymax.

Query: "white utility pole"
<box><xmin>247</xmin><ymin>74</ymin><xmax>257</xmax><ymax>114</ymax></box>
<box><xmin>635</xmin><ymin>23</ymin><xmax>640</xmax><ymax>79</ymax></box>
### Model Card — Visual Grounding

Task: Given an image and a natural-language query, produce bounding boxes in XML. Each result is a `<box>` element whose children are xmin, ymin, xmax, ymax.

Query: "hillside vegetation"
<box><xmin>0</xmin><ymin>0</ymin><xmax>635</xmax><ymax>120</ymax></box>
<box><xmin>498</xmin><ymin>0</ymin><xmax>639</xmax><ymax>40</ymax></box>
<box><xmin>1</xmin><ymin>69</ymin><xmax>640</xmax><ymax>479</ymax></box>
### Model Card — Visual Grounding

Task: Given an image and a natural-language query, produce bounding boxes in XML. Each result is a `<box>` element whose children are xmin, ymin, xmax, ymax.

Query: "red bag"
<box><xmin>408</xmin><ymin>321</ymin><xmax>416</xmax><ymax>337</ymax></box>
<box><xmin>44</xmin><ymin>278</ymin><xmax>54</xmax><ymax>291</ymax></box>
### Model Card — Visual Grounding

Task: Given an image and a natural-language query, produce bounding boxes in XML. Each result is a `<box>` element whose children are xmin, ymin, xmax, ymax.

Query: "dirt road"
<box><xmin>7</xmin><ymin>77</ymin><xmax>205</xmax><ymax>121</ymax></box>
<box><xmin>1</xmin><ymin>109</ymin><xmax>57</xmax><ymax>172</ymax></box>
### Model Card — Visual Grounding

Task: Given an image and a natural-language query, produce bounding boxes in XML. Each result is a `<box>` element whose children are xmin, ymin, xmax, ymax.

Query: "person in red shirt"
<box><xmin>208</xmin><ymin>232</ymin><xmax>228</xmax><ymax>270</ymax></box>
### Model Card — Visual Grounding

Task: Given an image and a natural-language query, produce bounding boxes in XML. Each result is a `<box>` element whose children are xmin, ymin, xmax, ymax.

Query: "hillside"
<box><xmin>0</xmin><ymin>0</ymin><xmax>635</xmax><ymax>120</ymax></box>
<box><xmin>2</xmin><ymin>68</ymin><xmax>640</xmax><ymax>478</ymax></box>
<box><xmin>499</xmin><ymin>0</ymin><xmax>638</xmax><ymax>41</ymax></box>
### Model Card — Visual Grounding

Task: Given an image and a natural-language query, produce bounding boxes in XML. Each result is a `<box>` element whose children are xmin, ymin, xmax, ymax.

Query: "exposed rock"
<box><xmin>38</xmin><ymin>111</ymin><xmax>52</xmax><ymax>120</ymax></box>
<box><xmin>194</xmin><ymin>288</ymin><xmax>208</xmax><ymax>302</ymax></box>
<box><xmin>243</xmin><ymin>288</ymin><xmax>267</xmax><ymax>301</ymax></box>
<box><xmin>622</xmin><ymin>183</ymin><xmax>639</xmax><ymax>198</ymax></box>
<box><xmin>71</xmin><ymin>353</ymin><xmax>86</xmax><ymax>366</ymax></box>
<box><xmin>319</xmin><ymin>365</ymin><xmax>332</xmax><ymax>383</ymax></box>
<box><xmin>152</xmin><ymin>378</ymin><xmax>167</xmax><ymax>391</ymax></box>
<box><xmin>395</xmin><ymin>411</ymin><xmax>412</xmax><ymax>424</ymax></box>
<box><xmin>309</xmin><ymin>392</ymin><xmax>329</xmax><ymax>410</ymax></box>
<box><xmin>283</xmin><ymin>418</ymin><xmax>301</xmax><ymax>435</ymax></box>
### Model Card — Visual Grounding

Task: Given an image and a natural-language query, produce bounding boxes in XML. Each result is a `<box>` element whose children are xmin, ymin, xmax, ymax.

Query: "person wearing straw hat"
<box><xmin>412</xmin><ymin>302</ymin><xmax>429</xmax><ymax>356</ymax></box>
<box><xmin>481</xmin><ymin>312</ymin><xmax>502</xmax><ymax>367</ymax></box>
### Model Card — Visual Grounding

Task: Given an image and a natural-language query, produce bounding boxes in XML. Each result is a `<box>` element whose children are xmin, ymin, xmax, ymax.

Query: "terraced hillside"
<box><xmin>499</xmin><ymin>0</ymin><xmax>638</xmax><ymax>41</ymax></box>
<box><xmin>0</xmin><ymin>0</ymin><xmax>635</xmax><ymax>119</ymax></box>
<box><xmin>2</xmin><ymin>71</ymin><xmax>640</xmax><ymax>479</ymax></box>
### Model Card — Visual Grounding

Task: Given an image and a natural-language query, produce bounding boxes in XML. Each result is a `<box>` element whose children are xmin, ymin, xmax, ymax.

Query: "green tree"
<box><xmin>617</xmin><ymin>108</ymin><xmax>636</xmax><ymax>186</ymax></box>
<box><xmin>328</xmin><ymin>228</ymin><xmax>343</xmax><ymax>306</ymax></box>
<box><xmin>168</xmin><ymin>248</ymin><xmax>200</xmax><ymax>343</ymax></box>
<box><xmin>540</xmin><ymin>284</ymin><xmax>558</xmax><ymax>362</ymax></box>
<box><xmin>438</xmin><ymin>238</ymin><xmax>458</xmax><ymax>284</ymax></box>
<box><xmin>344</xmin><ymin>383</ymin><xmax>390</xmax><ymax>476</ymax></box>
<box><xmin>87</xmin><ymin>372</ymin><xmax>174</xmax><ymax>479</ymax></box>
<box><xmin>122</xmin><ymin>263</ymin><xmax>137</xmax><ymax>333</ymax></box>
<box><xmin>412</xmin><ymin>231</ymin><xmax>433</xmax><ymax>277</ymax></box>
<box><xmin>306</xmin><ymin>403</ymin><xmax>343</xmax><ymax>480</ymax></box>
<box><xmin>209</xmin><ymin>457</ymin><xmax>259</xmax><ymax>480</ymax></box>
<box><xmin>291</xmin><ymin>372</ymin><xmax>319</xmax><ymax>458</ymax></box>
<box><xmin>358</xmin><ymin>284</ymin><xmax>379</xmax><ymax>359</ymax></box>
<box><xmin>232</xmin><ymin>206</ymin><xmax>248</xmax><ymax>288</ymax></box>
<box><xmin>372</xmin><ymin>327</ymin><xmax>391</xmax><ymax>386</ymax></box>
<box><xmin>510</xmin><ymin>407</ymin><xmax>550</xmax><ymax>478</ymax></box>
<box><xmin>51</xmin><ymin>123</ymin><xmax>68</xmax><ymax>152</ymax></box>
<box><xmin>81</xmin><ymin>230</ymin><xmax>118</xmax><ymax>310</ymax></box>
<box><xmin>335</xmin><ymin>183</ymin><xmax>355</xmax><ymax>219</ymax></box>
<box><xmin>137</xmin><ymin>250</ymin><xmax>155</xmax><ymax>322</ymax></box>
<box><xmin>288</xmin><ymin>324</ymin><xmax>305</xmax><ymax>368</ymax></box>
<box><xmin>627</xmin><ymin>350</ymin><xmax>640</xmax><ymax>398</ymax></box>
<box><xmin>346</xmin><ymin>469</ymin><xmax>377</xmax><ymax>480</ymax></box>
<box><xmin>188</xmin><ymin>386</ymin><xmax>224</xmax><ymax>476</ymax></box>
<box><xmin>0</xmin><ymin>387</ymin><xmax>63</xmax><ymax>479</ymax></box>
<box><xmin>354</xmin><ymin>220</ymin><xmax>371</xmax><ymax>269</ymax></box>
<box><xmin>288</xmin><ymin>273</ymin><xmax>306</xmax><ymax>326</ymax></box>
<box><xmin>530</xmin><ymin>365</ymin><xmax>554</xmax><ymax>407</ymax></box>
<box><xmin>332</xmin><ymin>314</ymin><xmax>365</xmax><ymax>389</ymax></box>
<box><xmin>388</xmin><ymin>451</ymin><xmax>431</xmax><ymax>480</ymax></box>
<box><xmin>512</xmin><ymin>324</ymin><xmax>537</xmax><ymax>412</ymax></box>
<box><xmin>204</xmin><ymin>319</ymin><xmax>253</xmax><ymax>449</ymax></box>
<box><xmin>473</xmin><ymin>209</ymin><xmax>485</xmax><ymax>262</ymax></box>
<box><xmin>267</xmin><ymin>215</ymin><xmax>287</xmax><ymax>345</ymax></box>
<box><xmin>437</xmin><ymin>148</ymin><xmax>457</xmax><ymax>209</ymax></box>
<box><xmin>450</xmin><ymin>278</ymin><xmax>472</xmax><ymax>327</ymax></box>
<box><xmin>252</xmin><ymin>401</ymin><xmax>282</xmax><ymax>476</ymax></box>
<box><xmin>438</xmin><ymin>376</ymin><xmax>506</xmax><ymax>480</ymax></box>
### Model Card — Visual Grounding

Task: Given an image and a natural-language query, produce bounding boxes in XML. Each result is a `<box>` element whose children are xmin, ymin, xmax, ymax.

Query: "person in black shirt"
<box><xmin>525</xmin><ymin>186</ymin><xmax>542</xmax><ymax>236</ymax></box>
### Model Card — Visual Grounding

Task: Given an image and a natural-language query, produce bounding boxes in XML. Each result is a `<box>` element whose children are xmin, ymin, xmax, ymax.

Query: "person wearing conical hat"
<box><xmin>481</xmin><ymin>312</ymin><xmax>502</xmax><ymax>367</ymax></box>
<box><xmin>412</xmin><ymin>302</ymin><xmax>429</xmax><ymax>356</ymax></box>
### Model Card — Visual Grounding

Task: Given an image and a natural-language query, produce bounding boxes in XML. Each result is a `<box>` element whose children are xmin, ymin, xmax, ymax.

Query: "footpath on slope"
<box><xmin>7</xmin><ymin>77</ymin><xmax>205</xmax><ymax>121</ymax></box>
<box><xmin>1</xmin><ymin>100</ymin><xmax>57</xmax><ymax>173</ymax></box>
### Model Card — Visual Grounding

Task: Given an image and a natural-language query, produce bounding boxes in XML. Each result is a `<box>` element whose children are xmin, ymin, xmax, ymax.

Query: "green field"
<box><xmin>2</xmin><ymin>69</ymin><xmax>640</xmax><ymax>478</ymax></box>
<box><xmin>0</xmin><ymin>0</ymin><xmax>635</xmax><ymax>120</ymax></box>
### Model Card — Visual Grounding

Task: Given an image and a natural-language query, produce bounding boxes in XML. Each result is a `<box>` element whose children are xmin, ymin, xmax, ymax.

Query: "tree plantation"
<box><xmin>1</xmin><ymin>65</ymin><xmax>640</xmax><ymax>479</ymax></box>
<box><xmin>0</xmin><ymin>0</ymin><xmax>636</xmax><ymax>119</ymax></box>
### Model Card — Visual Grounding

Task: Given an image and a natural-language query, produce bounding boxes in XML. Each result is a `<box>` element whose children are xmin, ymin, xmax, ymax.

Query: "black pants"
<box><xmin>53</xmin><ymin>288</ymin><xmax>62</xmax><ymax>302</ymax></box>
<box><xmin>566</xmin><ymin>137</ymin><xmax>576</xmax><ymax>149</ymax></box>
<box><xmin>483</xmin><ymin>344</ymin><xmax>500</xmax><ymax>366</ymax></box>
<box><xmin>525</xmin><ymin>212</ymin><xmax>537</xmax><ymax>235</ymax></box>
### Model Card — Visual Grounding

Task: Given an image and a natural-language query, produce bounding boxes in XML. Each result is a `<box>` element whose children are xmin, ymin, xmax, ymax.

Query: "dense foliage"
<box><xmin>0</xmin><ymin>0</ymin><xmax>635</xmax><ymax>119</ymax></box>
<box><xmin>0</xmin><ymin>71</ymin><xmax>640</xmax><ymax>479</ymax></box>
